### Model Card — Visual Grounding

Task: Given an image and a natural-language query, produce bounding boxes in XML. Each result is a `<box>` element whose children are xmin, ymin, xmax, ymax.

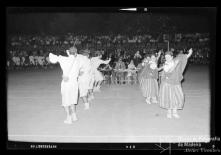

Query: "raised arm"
<box><xmin>168</xmin><ymin>60</ymin><xmax>179</xmax><ymax>72</ymax></box>
<box><xmin>187</xmin><ymin>48</ymin><xmax>193</xmax><ymax>58</ymax></box>
<box><xmin>49</xmin><ymin>53</ymin><xmax>59</xmax><ymax>64</ymax></box>
<box><xmin>156</xmin><ymin>50</ymin><xmax>162</xmax><ymax>61</ymax></box>
<box><xmin>100</xmin><ymin>58</ymin><xmax>111</xmax><ymax>65</ymax></box>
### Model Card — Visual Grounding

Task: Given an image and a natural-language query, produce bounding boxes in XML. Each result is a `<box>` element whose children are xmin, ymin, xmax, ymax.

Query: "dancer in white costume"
<box><xmin>49</xmin><ymin>46</ymin><xmax>82</xmax><ymax>124</ymax></box>
<box><xmin>90</xmin><ymin>52</ymin><xmax>111</xmax><ymax>92</ymax></box>
<box><xmin>88</xmin><ymin>56</ymin><xmax>95</xmax><ymax>100</ymax></box>
<box><xmin>77</xmin><ymin>49</ymin><xmax>92</xmax><ymax>110</ymax></box>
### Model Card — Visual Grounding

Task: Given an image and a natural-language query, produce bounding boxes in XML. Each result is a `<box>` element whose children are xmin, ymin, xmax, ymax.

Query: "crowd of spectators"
<box><xmin>7</xmin><ymin>33</ymin><xmax>210</xmax><ymax>70</ymax></box>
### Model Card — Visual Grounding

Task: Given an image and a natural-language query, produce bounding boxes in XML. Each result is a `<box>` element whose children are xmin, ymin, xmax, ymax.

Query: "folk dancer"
<box><xmin>158</xmin><ymin>48</ymin><xmax>193</xmax><ymax>118</ymax></box>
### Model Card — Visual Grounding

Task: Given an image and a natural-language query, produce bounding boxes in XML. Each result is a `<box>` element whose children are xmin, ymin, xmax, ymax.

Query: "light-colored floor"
<box><xmin>7</xmin><ymin>65</ymin><xmax>210</xmax><ymax>142</ymax></box>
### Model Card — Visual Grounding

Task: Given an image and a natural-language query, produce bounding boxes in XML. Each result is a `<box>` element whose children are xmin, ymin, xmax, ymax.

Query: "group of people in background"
<box><xmin>7</xmin><ymin>33</ymin><xmax>209</xmax><ymax>70</ymax></box>
<box><xmin>7</xmin><ymin>50</ymin><xmax>52</xmax><ymax>70</ymax></box>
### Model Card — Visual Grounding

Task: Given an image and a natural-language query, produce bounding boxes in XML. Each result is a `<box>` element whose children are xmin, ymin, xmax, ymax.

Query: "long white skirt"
<box><xmin>61</xmin><ymin>79</ymin><xmax>78</xmax><ymax>106</ymax></box>
<box><xmin>78</xmin><ymin>75</ymin><xmax>90</xmax><ymax>97</ymax></box>
<box><xmin>88</xmin><ymin>74</ymin><xmax>95</xmax><ymax>89</ymax></box>
<box><xmin>94</xmin><ymin>70</ymin><xmax>104</xmax><ymax>82</ymax></box>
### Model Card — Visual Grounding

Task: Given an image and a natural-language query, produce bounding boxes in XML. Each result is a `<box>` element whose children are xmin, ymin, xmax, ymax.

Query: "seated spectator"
<box><xmin>127</xmin><ymin>60</ymin><xmax>137</xmax><ymax>84</ymax></box>
<box><xmin>133</xmin><ymin>50</ymin><xmax>142</xmax><ymax>67</ymax></box>
<box><xmin>114</xmin><ymin>57</ymin><xmax>126</xmax><ymax>84</ymax></box>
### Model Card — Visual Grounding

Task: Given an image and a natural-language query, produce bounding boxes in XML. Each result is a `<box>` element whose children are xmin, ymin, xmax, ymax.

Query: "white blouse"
<box><xmin>163</xmin><ymin>61</ymin><xmax>175</xmax><ymax>72</ymax></box>
<box><xmin>149</xmin><ymin>61</ymin><xmax>157</xmax><ymax>70</ymax></box>
<box><xmin>49</xmin><ymin>53</ymin><xmax>80</xmax><ymax>79</ymax></box>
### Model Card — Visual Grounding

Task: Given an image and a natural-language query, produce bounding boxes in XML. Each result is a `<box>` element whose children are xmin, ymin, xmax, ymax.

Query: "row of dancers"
<box><xmin>139</xmin><ymin>48</ymin><xmax>193</xmax><ymax>118</ymax></box>
<box><xmin>49</xmin><ymin>46</ymin><xmax>111</xmax><ymax>124</ymax></box>
<box><xmin>49</xmin><ymin>45</ymin><xmax>193</xmax><ymax>124</ymax></box>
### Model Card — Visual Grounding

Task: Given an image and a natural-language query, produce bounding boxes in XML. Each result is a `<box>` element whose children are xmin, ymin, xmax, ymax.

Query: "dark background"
<box><xmin>7</xmin><ymin>7</ymin><xmax>215</xmax><ymax>35</ymax></box>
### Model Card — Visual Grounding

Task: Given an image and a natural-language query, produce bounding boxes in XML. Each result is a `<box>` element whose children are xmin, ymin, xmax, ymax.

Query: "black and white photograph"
<box><xmin>5</xmin><ymin>7</ymin><xmax>218</xmax><ymax>150</ymax></box>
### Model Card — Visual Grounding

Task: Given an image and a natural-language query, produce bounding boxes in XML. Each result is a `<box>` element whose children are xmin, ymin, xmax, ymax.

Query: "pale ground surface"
<box><xmin>7</xmin><ymin>65</ymin><xmax>210</xmax><ymax>143</ymax></box>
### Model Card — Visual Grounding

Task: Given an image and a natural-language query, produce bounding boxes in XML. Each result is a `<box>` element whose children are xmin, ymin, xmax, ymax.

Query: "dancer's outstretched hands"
<box><xmin>187</xmin><ymin>48</ymin><xmax>193</xmax><ymax>58</ymax></box>
<box><xmin>156</xmin><ymin>49</ymin><xmax>162</xmax><ymax>60</ymax></box>
<box><xmin>158</xmin><ymin>49</ymin><xmax>163</xmax><ymax>55</ymax></box>
<box><xmin>189</xmin><ymin>48</ymin><xmax>193</xmax><ymax>54</ymax></box>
